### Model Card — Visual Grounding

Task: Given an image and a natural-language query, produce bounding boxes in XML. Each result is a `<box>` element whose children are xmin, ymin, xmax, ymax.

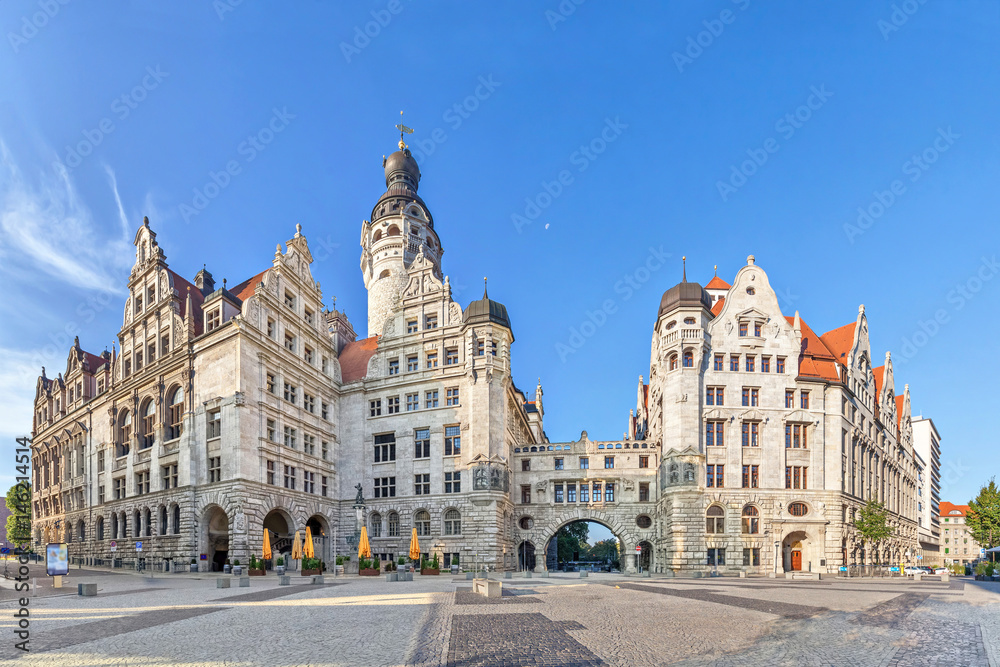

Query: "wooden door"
<box><xmin>791</xmin><ymin>550</ymin><xmax>802</xmax><ymax>571</ymax></box>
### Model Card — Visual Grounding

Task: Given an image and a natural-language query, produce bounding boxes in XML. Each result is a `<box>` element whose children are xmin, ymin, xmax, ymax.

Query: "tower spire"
<box><xmin>682</xmin><ymin>256</ymin><xmax>687</xmax><ymax>282</ymax></box>
<box><xmin>483</xmin><ymin>276</ymin><xmax>488</xmax><ymax>299</ymax></box>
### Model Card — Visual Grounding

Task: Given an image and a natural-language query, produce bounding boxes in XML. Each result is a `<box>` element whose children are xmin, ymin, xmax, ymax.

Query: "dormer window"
<box><xmin>206</xmin><ymin>308</ymin><xmax>221</xmax><ymax>332</ymax></box>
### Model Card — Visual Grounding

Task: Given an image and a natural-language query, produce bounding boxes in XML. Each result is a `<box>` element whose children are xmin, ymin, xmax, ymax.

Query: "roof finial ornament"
<box><xmin>295</xmin><ymin>223</ymin><xmax>302</xmax><ymax>237</ymax></box>
<box><xmin>682</xmin><ymin>256</ymin><xmax>687</xmax><ymax>282</ymax></box>
<box><xmin>483</xmin><ymin>276</ymin><xmax>488</xmax><ymax>299</ymax></box>
<box><xmin>223</xmin><ymin>278</ymin><xmax>227</xmax><ymax>289</ymax></box>
<box><xmin>747</xmin><ymin>254</ymin><xmax>755</xmax><ymax>266</ymax></box>
<box><xmin>395</xmin><ymin>111</ymin><xmax>414</xmax><ymax>150</ymax></box>
<box><xmin>332</xmin><ymin>296</ymin><xmax>337</xmax><ymax>311</ymax></box>
<box><xmin>714</xmin><ymin>264</ymin><xmax>718</xmax><ymax>276</ymax></box>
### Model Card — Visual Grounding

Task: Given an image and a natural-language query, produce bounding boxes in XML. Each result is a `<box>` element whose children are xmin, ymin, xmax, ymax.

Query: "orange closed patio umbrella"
<box><xmin>409</xmin><ymin>528</ymin><xmax>421</xmax><ymax>562</ymax></box>
<box><xmin>358</xmin><ymin>526</ymin><xmax>372</xmax><ymax>560</ymax></box>
<box><xmin>292</xmin><ymin>530</ymin><xmax>303</xmax><ymax>561</ymax></box>
<box><xmin>262</xmin><ymin>529</ymin><xmax>272</xmax><ymax>561</ymax></box>
<box><xmin>304</xmin><ymin>526</ymin><xmax>315</xmax><ymax>559</ymax></box>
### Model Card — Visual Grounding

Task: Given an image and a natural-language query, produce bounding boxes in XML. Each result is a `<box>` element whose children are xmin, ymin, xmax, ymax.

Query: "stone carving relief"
<box><xmin>449</xmin><ymin>302</ymin><xmax>462</xmax><ymax>325</ymax></box>
<box><xmin>366</xmin><ymin>354</ymin><xmax>381</xmax><ymax>379</ymax></box>
<box><xmin>382</xmin><ymin>317</ymin><xmax>396</xmax><ymax>338</ymax></box>
<box><xmin>246</xmin><ymin>297</ymin><xmax>260</xmax><ymax>328</ymax></box>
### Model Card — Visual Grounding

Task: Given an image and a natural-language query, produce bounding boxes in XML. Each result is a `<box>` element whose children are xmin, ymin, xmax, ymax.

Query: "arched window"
<box><xmin>741</xmin><ymin>506</ymin><xmax>759</xmax><ymax>534</ymax></box>
<box><xmin>369</xmin><ymin>512</ymin><xmax>382</xmax><ymax>538</ymax></box>
<box><xmin>78</xmin><ymin>519</ymin><xmax>86</xmax><ymax>541</ymax></box>
<box><xmin>414</xmin><ymin>510</ymin><xmax>430</xmax><ymax>537</ymax></box>
<box><xmin>133</xmin><ymin>510</ymin><xmax>141</xmax><ymax>537</ymax></box>
<box><xmin>111</xmin><ymin>513</ymin><xmax>119</xmax><ymax>539</ymax></box>
<box><xmin>144</xmin><ymin>508</ymin><xmax>152</xmax><ymax>537</ymax></box>
<box><xmin>66</xmin><ymin>524</ymin><xmax>73</xmax><ymax>543</ymax></box>
<box><xmin>140</xmin><ymin>399</ymin><xmax>155</xmax><ymax>449</ymax></box>
<box><xmin>160</xmin><ymin>506</ymin><xmax>168</xmax><ymax>535</ymax></box>
<box><xmin>117</xmin><ymin>410</ymin><xmax>132</xmax><ymax>457</ymax></box>
<box><xmin>166</xmin><ymin>387</ymin><xmax>184</xmax><ymax>440</ymax></box>
<box><xmin>789</xmin><ymin>502</ymin><xmax>808</xmax><ymax>517</ymax></box>
<box><xmin>373</xmin><ymin>229</ymin><xmax>382</xmax><ymax>242</ymax></box>
<box><xmin>387</xmin><ymin>225</ymin><xmax>400</xmax><ymax>237</ymax></box>
<box><xmin>378</xmin><ymin>269</ymin><xmax>390</xmax><ymax>279</ymax></box>
<box><xmin>519</xmin><ymin>516</ymin><xmax>533</xmax><ymax>530</ymax></box>
<box><xmin>683</xmin><ymin>350</ymin><xmax>694</xmax><ymax>368</ymax></box>
<box><xmin>387</xmin><ymin>512</ymin><xmax>399</xmax><ymax>537</ymax></box>
<box><xmin>96</xmin><ymin>517</ymin><xmax>104</xmax><ymax>541</ymax></box>
<box><xmin>443</xmin><ymin>509</ymin><xmax>461</xmax><ymax>536</ymax></box>
<box><xmin>120</xmin><ymin>512</ymin><xmax>128</xmax><ymax>538</ymax></box>
<box><xmin>706</xmin><ymin>505</ymin><xmax>725</xmax><ymax>534</ymax></box>
<box><xmin>173</xmin><ymin>505</ymin><xmax>181</xmax><ymax>535</ymax></box>
<box><xmin>684</xmin><ymin>317</ymin><xmax>696</xmax><ymax>325</ymax></box>
<box><xmin>669</xmin><ymin>354</ymin><xmax>678</xmax><ymax>371</ymax></box>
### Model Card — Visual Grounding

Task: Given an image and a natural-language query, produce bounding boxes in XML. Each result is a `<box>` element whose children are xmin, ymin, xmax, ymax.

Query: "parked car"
<box><xmin>933</xmin><ymin>567</ymin><xmax>949</xmax><ymax>574</ymax></box>
<box><xmin>903</xmin><ymin>566</ymin><xmax>923</xmax><ymax>575</ymax></box>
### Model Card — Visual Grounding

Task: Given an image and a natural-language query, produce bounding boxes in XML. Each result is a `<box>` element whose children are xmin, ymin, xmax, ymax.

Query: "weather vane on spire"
<box><xmin>395</xmin><ymin>110</ymin><xmax>413</xmax><ymax>150</ymax></box>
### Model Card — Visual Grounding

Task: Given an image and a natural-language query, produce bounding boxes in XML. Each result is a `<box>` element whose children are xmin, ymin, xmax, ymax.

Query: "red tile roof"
<box><xmin>939</xmin><ymin>502</ymin><xmax>968</xmax><ymax>517</ymax></box>
<box><xmin>820</xmin><ymin>322</ymin><xmax>857</xmax><ymax>361</ymax></box>
<box><xmin>82</xmin><ymin>351</ymin><xmax>106</xmax><ymax>372</ymax></box>
<box><xmin>339</xmin><ymin>336</ymin><xmax>379</xmax><ymax>382</ymax></box>
<box><xmin>706</xmin><ymin>276</ymin><xmax>730</xmax><ymax>290</ymax></box>
<box><xmin>711</xmin><ymin>297</ymin><xmax>725</xmax><ymax>316</ymax></box>
<box><xmin>231</xmin><ymin>269</ymin><xmax>270</xmax><ymax>303</ymax></box>
<box><xmin>873</xmin><ymin>365</ymin><xmax>885</xmax><ymax>395</ymax></box>
<box><xmin>168</xmin><ymin>269</ymin><xmax>205</xmax><ymax>336</ymax></box>
<box><xmin>895</xmin><ymin>394</ymin><xmax>905</xmax><ymax>427</ymax></box>
<box><xmin>785</xmin><ymin>315</ymin><xmax>840</xmax><ymax>381</ymax></box>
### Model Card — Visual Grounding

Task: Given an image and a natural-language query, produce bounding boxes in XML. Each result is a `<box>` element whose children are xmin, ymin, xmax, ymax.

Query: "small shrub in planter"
<box><xmin>248</xmin><ymin>555</ymin><xmax>266</xmax><ymax>576</ymax></box>
<box><xmin>275</xmin><ymin>556</ymin><xmax>286</xmax><ymax>576</ymax></box>
<box><xmin>358</xmin><ymin>557</ymin><xmax>380</xmax><ymax>576</ymax></box>
<box><xmin>301</xmin><ymin>557</ymin><xmax>323</xmax><ymax>576</ymax></box>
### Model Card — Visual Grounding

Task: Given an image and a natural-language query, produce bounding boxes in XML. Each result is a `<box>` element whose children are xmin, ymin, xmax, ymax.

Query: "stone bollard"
<box><xmin>311</xmin><ymin>575</ymin><xmax>325</xmax><ymax>585</ymax></box>
<box><xmin>941</xmin><ymin>573</ymin><xmax>950</xmax><ymax>583</ymax></box>
<box><xmin>466</xmin><ymin>571</ymin><xmax>474</xmax><ymax>580</ymax></box>
<box><xmin>912</xmin><ymin>573</ymin><xmax>922</xmax><ymax>582</ymax></box>
<box><xmin>278</xmin><ymin>575</ymin><xmax>291</xmax><ymax>586</ymax></box>
<box><xmin>642</xmin><ymin>571</ymin><xmax>651</xmax><ymax>578</ymax></box>
<box><xmin>504</xmin><ymin>571</ymin><xmax>512</xmax><ymax>579</ymax></box>
<box><xmin>78</xmin><ymin>583</ymin><xmax>97</xmax><ymax>597</ymax></box>
<box><xmin>579</xmin><ymin>571</ymin><xmax>589</xmax><ymax>578</ymax></box>
<box><xmin>539</xmin><ymin>571</ymin><xmax>549</xmax><ymax>578</ymax></box>
<box><xmin>386</xmin><ymin>572</ymin><xmax>398</xmax><ymax>582</ymax></box>
<box><xmin>216</xmin><ymin>578</ymin><xmax>231</xmax><ymax>589</ymax></box>
<box><xmin>239</xmin><ymin>576</ymin><xmax>251</xmax><ymax>587</ymax></box>
<box><xmin>524</xmin><ymin>571</ymin><xmax>532</xmax><ymax>578</ymax></box>
<box><xmin>739</xmin><ymin>571</ymin><xmax>747</xmax><ymax>578</ymax></box>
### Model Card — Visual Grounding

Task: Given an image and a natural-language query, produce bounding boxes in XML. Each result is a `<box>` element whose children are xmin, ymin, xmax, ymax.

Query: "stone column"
<box><xmin>626</xmin><ymin>551</ymin><xmax>637</xmax><ymax>574</ymax></box>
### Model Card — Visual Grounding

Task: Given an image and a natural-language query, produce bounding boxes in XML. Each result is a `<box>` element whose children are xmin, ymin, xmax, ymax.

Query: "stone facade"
<box><xmin>29</xmin><ymin>140</ymin><xmax>929</xmax><ymax>576</ymax></box>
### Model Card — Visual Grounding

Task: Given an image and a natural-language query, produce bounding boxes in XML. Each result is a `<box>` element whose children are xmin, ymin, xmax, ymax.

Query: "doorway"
<box><xmin>791</xmin><ymin>550</ymin><xmax>802</xmax><ymax>571</ymax></box>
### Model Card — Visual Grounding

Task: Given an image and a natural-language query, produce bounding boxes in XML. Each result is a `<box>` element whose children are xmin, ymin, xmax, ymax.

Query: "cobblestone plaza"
<box><xmin>2</xmin><ymin>568</ymin><xmax>998</xmax><ymax>666</ymax></box>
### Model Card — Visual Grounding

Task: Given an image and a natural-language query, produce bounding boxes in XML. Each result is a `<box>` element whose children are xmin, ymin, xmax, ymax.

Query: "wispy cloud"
<box><xmin>0</xmin><ymin>142</ymin><xmax>132</xmax><ymax>294</ymax></box>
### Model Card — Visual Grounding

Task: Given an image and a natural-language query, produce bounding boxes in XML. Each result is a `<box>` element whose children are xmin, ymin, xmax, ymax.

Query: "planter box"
<box><xmin>386</xmin><ymin>572</ymin><xmax>398</xmax><ymax>582</ymax></box>
<box><xmin>359</xmin><ymin>568</ymin><xmax>380</xmax><ymax>576</ymax></box>
<box><xmin>301</xmin><ymin>568</ymin><xmax>322</xmax><ymax>576</ymax></box>
<box><xmin>248</xmin><ymin>569</ymin><xmax>266</xmax><ymax>576</ymax></box>
<box><xmin>421</xmin><ymin>568</ymin><xmax>440</xmax><ymax>575</ymax></box>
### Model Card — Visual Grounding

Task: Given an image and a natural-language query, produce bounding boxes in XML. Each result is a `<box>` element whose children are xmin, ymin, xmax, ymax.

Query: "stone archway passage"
<box><xmin>264</xmin><ymin>509</ymin><xmax>294</xmax><ymax>565</ymax></box>
<box><xmin>518</xmin><ymin>541</ymin><xmax>536</xmax><ymax>571</ymax></box>
<box><xmin>204</xmin><ymin>506</ymin><xmax>229</xmax><ymax>572</ymax></box>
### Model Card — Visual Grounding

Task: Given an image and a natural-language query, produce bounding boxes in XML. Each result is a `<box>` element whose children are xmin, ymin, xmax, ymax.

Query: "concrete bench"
<box><xmin>78</xmin><ymin>583</ymin><xmax>97</xmax><ymax>597</ymax></box>
<box><xmin>785</xmin><ymin>571</ymin><xmax>821</xmax><ymax>580</ymax></box>
<box><xmin>579</xmin><ymin>571</ymin><xmax>589</xmax><ymax>578</ymax></box>
<box><xmin>238</xmin><ymin>576</ymin><xmax>250</xmax><ymax>587</ymax></box>
<box><xmin>941</xmin><ymin>573</ymin><xmax>950</xmax><ymax>582</ymax></box>
<box><xmin>310</xmin><ymin>575</ymin><xmax>325</xmax><ymax>585</ymax></box>
<box><xmin>216</xmin><ymin>578</ymin><xmax>231</xmax><ymax>588</ymax></box>
<box><xmin>473</xmin><ymin>578</ymin><xmax>502</xmax><ymax>598</ymax></box>
<box><xmin>278</xmin><ymin>575</ymin><xmax>291</xmax><ymax>586</ymax></box>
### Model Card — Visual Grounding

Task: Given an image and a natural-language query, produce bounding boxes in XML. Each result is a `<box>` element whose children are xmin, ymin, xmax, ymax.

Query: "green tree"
<box><xmin>5</xmin><ymin>482</ymin><xmax>32</xmax><ymax>547</ymax></box>
<box><xmin>555</xmin><ymin>522</ymin><xmax>589</xmax><ymax>563</ymax></box>
<box><xmin>586</xmin><ymin>539</ymin><xmax>620</xmax><ymax>564</ymax></box>
<box><xmin>967</xmin><ymin>478</ymin><xmax>1000</xmax><ymax>563</ymax></box>
<box><xmin>853</xmin><ymin>500</ymin><xmax>893</xmax><ymax>574</ymax></box>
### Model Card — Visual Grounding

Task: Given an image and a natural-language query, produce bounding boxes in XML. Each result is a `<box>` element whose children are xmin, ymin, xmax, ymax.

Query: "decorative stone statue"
<box><xmin>354</xmin><ymin>483</ymin><xmax>365</xmax><ymax>506</ymax></box>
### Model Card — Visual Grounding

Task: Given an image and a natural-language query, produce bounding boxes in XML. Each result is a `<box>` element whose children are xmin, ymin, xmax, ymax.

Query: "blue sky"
<box><xmin>1</xmin><ymin>1</ymin><xmax>998</xmax><ymax>518</ymax></box>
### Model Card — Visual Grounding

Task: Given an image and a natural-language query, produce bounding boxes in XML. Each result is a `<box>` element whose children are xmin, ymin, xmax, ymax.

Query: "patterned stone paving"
<box><xmin>208</xmin><ymin>582</ymin><xmax>342</xmax><ymax>603</ymax></box>
<box><xmin>616</xmin><ymin>582</ymin><xmax>829</xmax><ymax>619</ymax></box>
<box><xmin>446</xmin><ymin>612</ymin><xmax>603</xmax><ymax>667</ymax></box>
<box><xmin>454</xmin><ymin>586</ymin><xmax>542</xmax><ymax>605</ymax></box>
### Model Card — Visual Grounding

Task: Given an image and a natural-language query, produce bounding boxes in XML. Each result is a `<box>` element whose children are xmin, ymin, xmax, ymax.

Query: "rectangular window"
<box><xmin>593</xmin><ymin>482</ymin><xmax>602</xmax><ymax>503</ymax></box>
<box><xmin>283</xmin><ymin>382</ymin><xmax>297</xmax><ymax>404</ymax></box>
<box><xmin>321</xmin><ymin>475</ymin><xmax>328</xmax><ymax>497</ymax></box>
<box><xmin>714</xmin><ymin>354</ymin><xmax>724</xmax><ymax>371</ymax></box>
<box><xmin>567</xmin><ymin>483</ymin><xmax>577</xmax><ymax>502</ymax></box>
<box><xmin>321</xmin><ymin>402</ymin><xmax>329</xmax><ymax>420</ymax></box>
<box><xmin>444</xmin><ymin>425</ymin><xmax>461</xmax><ymax>455</ymax></box>
<box><xmin>374</xmin><ymin>476</ymin><xmax>396</xmax><ymax>498</ymax></box>
<box><xmin>406</xmin><ymin>393</ymin><xmax>419</xmax><ymax>411</ymax></box>
<box><xmin>742</xmin><ymin>388</ymin><xmax>749</xmax><ymax>406</ymax></box>
<box><xmin>206</xmin><ymin>409</ymin><xmax>221</xmax><ymax>440</ymax></box>
<box><xmin>385</xmin><ymin>396</ymin><xmax>399</xmax><ymax>414</ymax></box>
<box><xmin>445</xmin><ymin>348</ymin><xmax>459</xmax><ymax>365</ymax></box>
<box><xmin>706</xmin><ymin>421</ymin><xmax>724</xmax><ymax>447</ymax></box>
<box><xmin>98</xmin><ymin>450</ymin><xmax>106</xmax><ymax>473</ymax></box>
<box><xmin>785</xmin><ymin>424</ymin><xmax>807</xmax><ymax>448</ymax></box>
<box><xmin>425</xmin><ymin>314</ymin><xmax>438</xmax><ymax>329</ymax></box>
<box><xmin>284</xmin><ymin>332</ymin><xmax>296</xmax><ymax>353</ymax></box>
<box><xmin>304</xmin><ymin>346</ymin><xmax>314</xmax><ymax>364</ymax></box>
<box><xmin>99</xmin><ymin>485</ymin><xmax>105</xmax><ymax>504</ymax></box>
<box><xmin>739</xmin><ymin>322</ymin><xmax>748</xmax><ymax>337</ymax></box>
<box><xmin>425</xmin><ymin>390</ymin><xmax>439</xmax><ymax>408</ymax></box>
<box><xmin>303</xmin><ymin>471</ymin><xmax>315</xmax><ymax>494</ymax></box>
<box><xmin>147</xmin><ymin>342</ymin><xmax>156</xmax><ymax>364</ymax></box>
<box><xmin>639</xmin><ymin>482</ymin><xmax>649</xmax><ymax>502</ymax></box>
<box><xmin>446</xmin><ymin>387</ymin><xmax>460</xmax><ymax>406</ymax></box>
<box><xmin>114</xmin><ymin>477</ymin><xmax>126</xmax><ymax>500</ymax></box>
<box><xmin>521</xmin><ymin>485</ymin><xmax>531</xmax><ymax>504</ymax></box>
<box><xmin>284</xmin><ymin>291</ymin><xmax>296</xmax><ymax>310</ymax></box>
<box><xmin>208</xmin><ymin>456</ymin><xmax>221</xmax><ymax>483</ymax></box>
<box><xmin>444</xmin><ymin>471</ymin><xmax>461</xmax><ymax>493</ymax></box>
<box><xmin>580</xmin><ymin>484</ymin><xmax>589</xmax><ymax>503</ymax></box>
<box><xmin>388</xmin><ymin>359</ymin><xmax>399</xmax><ymax>375</ymax></box>
<box><xmin>266</xmin><ymin>419</ymin><xmax>276</xmax><ymax>442</ymax></box>
<box><xmin>303</xmin><ymin>434</ymin><xmax>315</xmax><ymax>456</ymax></box>
<box><xmin>707</xmin><ymin>548</ymin><xmax>726</xmax><ymax>566</ymax></box>
<box><xmin>135</xmin><ymin>471</ymin><xmax>150</xmax><ymax>495</ymax></box>
<box><xmin>785</xmin><ymin>390</ymin><xmax>794</xmax><ymax>408</ymax></box>
<box><xmin>406</xmin><ymin>320</ymin><xmax>418</xmax><ymax>334</ymax></box>
<box><xmin>604</xmin><ymin>456</ymin><xmax>615</xmax><ymax>469</ymax></box>
<box><xmin>785</xmin><ymin>466</ymin><xmax>808</xmax><ymax>489</ymax></box>
<box><xmin>374</xmin><ymin>433</ymin><xmax>396</xmax><ymax>462</ymax></box>
<box><xmin>580</xmin><ymin>456</ymin><xmax>589</xmax><ymax>469</ymax></box>
<box><xmin>266</xmin><ymin>372</ymin><xmax>276</xmax><ymax>394</ymax></box>
<box><xmin>283</xmin><ymin>465</ymin><xmax>296</xmax><ymax>490</ymax></box>
<box><xmin>554</xmin><ymin>484</ymin><xmax>564</xmax><ymax>503</ymax></box>
<box><xmin>754</xmin><ymin>322</ymin><xmax>762</xmax><ymax>337</ymax></box>
<box><xmin>730</xmin><ymin>355</ymin><xmax>739</xmax><ymax>371</ymax></box>
<box><xmin>761</xmin><ymin>356</ymin><xmax>770</xmax><ymax>373</ymax></box>
<box><xmin>776</xmin><ymin>357</ymin><xmax>786</xmax><ymax>374</ymax></box>
<box><xmin>283</xmin><ymin>426</ymin><xmax>297</xmax><ymax>449</ymax></box>
<box><xmin>521</xmin><ymin>459</ymin><xmax>530</xmax><ymax>471</ymax></box>
<box><xmin>751</xmin><ymin>388</ymin><xmax>759</xmax><ymax>406</ymax></box>
<box><xmin>304</xmin><ymin>308</ymin><xmax>314</xmax><ymax>325</ymax></box>
<box><xmin>741</xmin><ymin>422</ymin><xmax>759</xmax><ymax>447</ymax></box>
<box><xmin>407</xmin><ymin>356</ymin><xmax>418</xmax><ymax>372</ymax></box>
<box><xmin>414</xmin><ymin>429</ymin><xmax>430</xmax><ymax>458</ymax></box>
<box><xmin>801</xmin><ymin>391</ymin><xmax>810</xmax><ymax>409</ymax></box>
<box><xmin>707</xmin><ymin>464</ymin><xmax>724</xmax><ymax>488</ymax></box>
<box><xmin>370</xmin><ymin>399</ymin><xmax>382</xmax><ymax>417</ymax></box>
<box><xmin>605</xmin><ymin>483</ymin><xmax>615</xmax><ymax>502</ymax></box>
<box><xmin>426</xmin><ymin>352</ymin><xmax>438</xmax><ymax>369</ymax></box>
<box><xmin>266</xmin><ymin>460</ymin><xmax>276</xmax><ymax>485</ymax></box>
<box><xmin>303</xmin><ymin>394</ymin><xmax>315</xmax><ymax>413</ymax></box>
<box><xmin>321</xmin><ymin>441</ymin><xmax>329</xmax><ymax>461</ymax></box>
<box><xmin>639</xmin><ymin>455</ymin><xmax>649</xmax><ymax>469</ymax></box>
<box><xmin>743</xmin><ymin>548</ymin><xmax>760</xmax><ymax>566</ymax></box>
<box><xmin>746</xmin><ymin>355</ymin><xmax>755</xmax><ymax>372</ymax></box>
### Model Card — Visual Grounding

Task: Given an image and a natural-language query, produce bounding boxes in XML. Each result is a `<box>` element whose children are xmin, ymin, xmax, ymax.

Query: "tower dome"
<box><xmin>372</xmin><ymin>147</ymin><xmax>433</xmax><ymax>226</ymax></box>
